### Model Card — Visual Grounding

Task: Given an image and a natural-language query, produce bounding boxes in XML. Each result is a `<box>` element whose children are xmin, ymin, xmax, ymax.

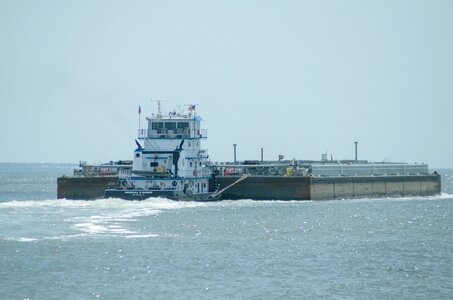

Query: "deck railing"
<box><xmin>138</xmin><ymin>129</ymin><xmax>207</xmax><ymax>139</ymax></box>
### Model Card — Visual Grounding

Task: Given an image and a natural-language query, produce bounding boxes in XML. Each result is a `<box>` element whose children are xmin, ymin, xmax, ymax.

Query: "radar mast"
<box><xmin>150</xmin><ymin>99</ymin><xmax>166</xmax><ymax>117</ymax></box>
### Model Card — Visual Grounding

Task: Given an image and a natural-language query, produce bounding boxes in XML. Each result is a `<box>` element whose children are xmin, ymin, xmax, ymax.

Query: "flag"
<box><xmin>138</xmin><ymin>105</ymin><xmax>141</xmax><ymax>114</ymax></box>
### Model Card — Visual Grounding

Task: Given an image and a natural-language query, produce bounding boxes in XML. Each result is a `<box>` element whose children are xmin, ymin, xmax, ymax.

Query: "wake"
<box><xmin>1</xmin><ymin>192</ymin><xmax>452</xmax><ymax>210</ymax></box>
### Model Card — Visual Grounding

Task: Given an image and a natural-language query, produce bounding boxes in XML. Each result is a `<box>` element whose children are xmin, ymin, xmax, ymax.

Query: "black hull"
<box><xmin>58</xmin><ymin>176</ymin><xmax>118</xmax><ymax>200</ymax></box>
<box><xmin>104</xmin><ymin>189</ymin><xmax>212</xmax><ymax>201</ymax></box>
<box><xmin>214</xmin><ymin>174</ymin><xmax>441</xmax><ymax>200</ymax></box>
<box><xmin>58</xmin><ymin>174</ymin><xmax>441</xmax><ymax>201</ymax></box>
<box><xmin>212</xmin><ymin>176</ymin><xmax>311</xmax><ymax>200</ymax></box>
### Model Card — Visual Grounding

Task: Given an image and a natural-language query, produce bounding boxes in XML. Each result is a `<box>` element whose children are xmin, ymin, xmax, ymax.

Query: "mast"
<box><xmin>150</xmin><ymin>99</ymin><xmax>166</xmax><ymax>117</ymax></box>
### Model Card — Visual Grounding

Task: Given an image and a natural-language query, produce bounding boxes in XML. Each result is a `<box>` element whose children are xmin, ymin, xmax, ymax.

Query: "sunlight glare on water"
<box><xmin>0</xmin><ymin>164</ymin><xmax>452</xmax><ymax>299</ymax></box>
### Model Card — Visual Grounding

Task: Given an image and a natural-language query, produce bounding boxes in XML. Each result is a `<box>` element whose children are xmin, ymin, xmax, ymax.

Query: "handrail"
<box><xmin>138</xmin><ymin>129</ymin><xmax>207</xmax><ymax>139</ymax></box>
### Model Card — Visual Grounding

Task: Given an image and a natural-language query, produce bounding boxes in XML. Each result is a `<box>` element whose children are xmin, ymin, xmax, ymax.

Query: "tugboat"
<box><xmin>104</xmin><ymin>103</ymin><xmax>212</xmax><ymax>201</ymax></box>
<box><xmin>58</xmin><ymin>102</ymin><xmax>441</xmax><ymax>201</ymax></box>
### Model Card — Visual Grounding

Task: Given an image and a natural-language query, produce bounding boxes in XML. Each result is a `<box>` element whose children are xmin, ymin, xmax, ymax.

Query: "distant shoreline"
<box><xmin>1</xmin><ymin>162</ymin><xmax>452</xmax><ymax>170</ymax></box>
<box><xmin>0</xmin><ymin>162</ymin><xmax>77</xmax><ymax>165</ymax></box>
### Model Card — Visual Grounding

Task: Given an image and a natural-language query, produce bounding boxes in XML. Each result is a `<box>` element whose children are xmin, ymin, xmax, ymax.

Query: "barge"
<box><xmin>210</xmin><ymin>161</ymin><xmax>440</xmax><ymax>200</ymax></box>
<box><xmin>57</xmin><ymin>104</ymin><xmax>441</xmax><ymax>201</ymax></box>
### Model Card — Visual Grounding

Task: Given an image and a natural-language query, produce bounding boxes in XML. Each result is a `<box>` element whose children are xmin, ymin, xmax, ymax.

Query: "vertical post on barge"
<box><xmin>233</xmin><ymin>144</ymin><xmax>237</xmax><ymax>163</ymax></box>
<box><xmin>355</xmin><ymin>141</ymin><xmax>358</xmax><ymax>161</ymax></box>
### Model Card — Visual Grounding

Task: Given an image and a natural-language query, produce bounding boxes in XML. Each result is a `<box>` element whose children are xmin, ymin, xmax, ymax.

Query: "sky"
<box><xmin>0</xmin><ymin>0</ymin><xmax>452</xmax><ymax>168</ymax></box>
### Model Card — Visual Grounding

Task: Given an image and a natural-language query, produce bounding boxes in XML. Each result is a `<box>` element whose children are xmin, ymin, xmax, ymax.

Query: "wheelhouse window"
<box><xmin>152</xmin><ymin>122</ymin><xmax>164</xmax><ymax>130</ymax></box>
<box><xmin>150</xmin><ymin>120</ymin><xmax>191</xmax><ymax>137</ymax></box>
<box><xmin>165</xmin><ymin>122</ymin><xmax>177</xmax><ymax>131</ymax></box>
<box><xmin>177</xmin><ymin>122</ymin><xmax>189</xmax><ymax>130</ymax></box>
<box><xmin>177</xmin><ymin>122</ymin><xmax>190</xmax><ymax>136</ymax></box>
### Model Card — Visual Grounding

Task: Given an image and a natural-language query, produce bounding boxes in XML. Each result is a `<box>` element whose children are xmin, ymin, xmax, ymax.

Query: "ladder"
<box><xmin>209</xmin><ymin>174</ymin><xmax>249</xmax><ymax>199</ymax></box>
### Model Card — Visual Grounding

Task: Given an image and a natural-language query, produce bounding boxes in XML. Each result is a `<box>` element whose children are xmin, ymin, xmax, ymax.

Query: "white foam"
<box><xmin>0</xmin><ymin>197</ymin><xmax>219</xmax><ymax>240</ymax></box>
<box><xmin>308</xmin><ymin>192</ymin><xmax>453</xmax><ymax>205</ymax></box>
<box><xmin>0</xmin><ymin>197</ymin><xmax>214</xmax><ymax>210</ymax></box>
<box><xmin>2</xmin><ymin>195</ymin><xmax>450</xmax><ymax>241</ymax></box>
<box><xmin>437</xmin><ymin>192</ymin><xmax>453</xmax><ymax>199</ymax></box>
<box><xmin>125</xmin><ymin>234</ymin><xmax>159</xmax><ymax>238</ymax></box>
<box><xmin>67</xmin><ymin>199</ymin><xmax>178</xmax><ymax>237</ymax></box>
<box><xmin>42</xmin><ymin>234</ymin><xmax>88</xmax><ymax>241</ymax></box>
<box><xmin>4</xmin><ymin>237</ymin><xmax>38</xmax><ymax>242</ymax></box>
<box><xmin>3</xmin><ymin>234</ymin><xmax>96</xmax><ymax>242</ymax></box>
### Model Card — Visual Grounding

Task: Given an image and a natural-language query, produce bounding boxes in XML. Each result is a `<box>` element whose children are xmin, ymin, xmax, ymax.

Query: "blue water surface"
<box><xmin>0</xmin><ymin>164</ymin><xmax>452</xmax><ymax>299</ymax></box>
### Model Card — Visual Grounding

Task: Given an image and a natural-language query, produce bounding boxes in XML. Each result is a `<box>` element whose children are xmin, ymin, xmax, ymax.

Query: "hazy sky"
<box><xmin>1</xmin><ymin>0</ymin><xmax>452</xmax><ymax>168</ymax></box>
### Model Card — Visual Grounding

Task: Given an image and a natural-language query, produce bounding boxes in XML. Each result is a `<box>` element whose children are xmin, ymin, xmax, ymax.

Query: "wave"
<box><xmin>0</xmin><ymin>197</ymin><xmax>216</xmax><ymax>241</ymax></box>
<box><xmin>69</xmin><ymin>208</ymin><xmax>162</xmax><ymax>235</ymax></box>
<box><xmin>1</xmin><ymin>192</ymin><xmax>452</xmax><ymax>210</ymax></box>
<box><xmin>0</xmin><ymin>197</ymin><xmax>212</xmax><ymax>210</ymax></box>
<box><xmin>1</xmin><ymin>191</ymin><xmax>452</xmax><ymax>210</ymax></box>
<box><xmin>2</xmin><ymin>194</ymin><xmax>451</xmax><ymax>242</ymax></box>
<box><xmin>0</xmin><ymin>198</ymin><xmax>283</xmax><ymax>241</ymax></box>
<box><xmin>4</xmin><ymin>237</ymin><xmax>39</xmax><ymax>242</ymax></box>
<box><xmin>3</xmin><ymin>234</ymin><xmax>89</xmax><ymax>242</ymax></box>
<box><xmin>319</xmin><ymin>192</ymin><xmax>453</xmax><ymax>204</ymax></box>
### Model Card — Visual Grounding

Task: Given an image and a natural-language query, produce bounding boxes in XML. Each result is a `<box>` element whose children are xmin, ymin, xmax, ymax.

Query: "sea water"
<box><xmin>0</xmin><ymin>163</ymin><xmax>452</xmax><ymax>299</ymax></box>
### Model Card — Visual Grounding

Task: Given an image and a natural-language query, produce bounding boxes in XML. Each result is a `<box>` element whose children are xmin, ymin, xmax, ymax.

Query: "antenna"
<box><xmin>150</xmin><ymin>99</ymin><xmax>167</xmax><ymax>116</ymax></box>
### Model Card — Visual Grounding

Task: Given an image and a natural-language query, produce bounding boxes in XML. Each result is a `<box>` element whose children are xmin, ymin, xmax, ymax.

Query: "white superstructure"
<box><xmin>105</xmin><ymin>104</ymin><xmax>211</xmax><ymax>200</ymax></box>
